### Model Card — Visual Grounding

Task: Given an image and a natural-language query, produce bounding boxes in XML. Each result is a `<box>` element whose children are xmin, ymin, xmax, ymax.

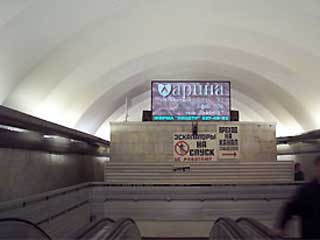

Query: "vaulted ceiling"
<box><xmin>1</xmin><ymin>0</ymin><xmax>319</xmax><ymax>140</ymax></box>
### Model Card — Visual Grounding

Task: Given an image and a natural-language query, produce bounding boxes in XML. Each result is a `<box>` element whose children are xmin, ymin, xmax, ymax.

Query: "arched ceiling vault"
<box><xmin>0</xmin><ymin>0</ymin><xmax>320</xmax><ymax>138</ymax></box>
<box><xmin>74</xmin><ymin>58</ymin><xmax>310</xmax><ymax>133</ymax></box>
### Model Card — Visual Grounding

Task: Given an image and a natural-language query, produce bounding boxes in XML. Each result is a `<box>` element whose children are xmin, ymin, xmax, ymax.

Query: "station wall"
<box><xmin>0</xmin><ymin>148</ymin><xmax>105</xmax><ymax>202</ymax></box>
<box><xmin>110</xmin><ymin>121</ymin><xmax>277</xmax><ymax>162</ymax></box>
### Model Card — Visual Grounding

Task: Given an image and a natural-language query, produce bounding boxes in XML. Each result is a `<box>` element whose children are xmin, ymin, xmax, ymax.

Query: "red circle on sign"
<box><xmin>175</xmin><ymin>141</ymin><xmax>190</xmax><ymax>156</ymax></box>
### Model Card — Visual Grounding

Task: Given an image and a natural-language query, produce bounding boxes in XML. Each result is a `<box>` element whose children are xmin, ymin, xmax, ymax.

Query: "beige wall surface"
<box><xmin>0</xmin><ymin>148</ymin><xmax>105</xmax><ymax>202</ymax></box>
<box><xmin>110</xmin><ymin>121</ymin><xmax>277</xmax><ymax>163</ymax></box>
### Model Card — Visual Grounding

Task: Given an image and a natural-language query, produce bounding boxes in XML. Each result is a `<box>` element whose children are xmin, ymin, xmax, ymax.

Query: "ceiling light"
<box><xmin>0</xmin><ymin>124</ymin><xmax>28</xmax><ymax>133</ymax></box>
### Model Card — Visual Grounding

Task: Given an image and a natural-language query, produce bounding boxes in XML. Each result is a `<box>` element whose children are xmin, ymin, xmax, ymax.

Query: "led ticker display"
<box><xmin>151</xmin><ymin>81</ymin><xmax>231</xmax><ymax>121</ymax></box>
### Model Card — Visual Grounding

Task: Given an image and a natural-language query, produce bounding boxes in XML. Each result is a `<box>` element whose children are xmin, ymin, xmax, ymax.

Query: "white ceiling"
<box><xmin>0</xmin><ymin>0</ymin><xmax>319</xmax><ymax>139</ymax></box>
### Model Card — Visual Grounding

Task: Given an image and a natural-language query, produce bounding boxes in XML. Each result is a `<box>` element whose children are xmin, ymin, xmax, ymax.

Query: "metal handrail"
<box><xmin>105</xmin><ymin>218</ymin><xmax>141</xmax><ymax>240</ymax></box>
<box><xmin>237</xmin><ymin>217</ymin><xmax>281</xmax><ymax>240</ymax></box>
<box><xmin>0</xmin><ymin>182</ymin><xmax>91</xmax><ymax>213</ymax></box>
<box><xmin>210</xmin><ymin>217</ymin><xmax>250</xmax><ymax>240</ymax></box>
<box><xmin>75</xmin><ymin>218</ymin><xmax>114</xmax><ymax>239</ymax></box>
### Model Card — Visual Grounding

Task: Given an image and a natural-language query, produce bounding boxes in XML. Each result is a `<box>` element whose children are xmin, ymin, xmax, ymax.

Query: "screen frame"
<box><xmin>151</xmin><ymin>80</ymin><xmax>232</xmax><ymax>121</ymax></box>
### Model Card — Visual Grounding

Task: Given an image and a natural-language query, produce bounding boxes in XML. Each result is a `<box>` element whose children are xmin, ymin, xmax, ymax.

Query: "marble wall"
<box><xmin>110</xmin><ymin>121</ymin><xmax>277</xmax><ymax>163</ymax></box>
<box><xmin>0</xmin><ymin>148</ymin><xmax>106</xmax><ymax>202</ymax></box>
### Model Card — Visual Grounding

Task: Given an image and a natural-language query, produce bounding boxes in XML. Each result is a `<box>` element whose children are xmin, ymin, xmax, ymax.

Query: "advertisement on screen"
<box><xmin>152</xmin><ymin>81</ymin><xmax>231</xmax><ymax>121</ymax></box>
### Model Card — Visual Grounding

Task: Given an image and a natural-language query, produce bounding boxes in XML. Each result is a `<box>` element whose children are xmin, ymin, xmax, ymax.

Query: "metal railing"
<box><xmin>104</xmin><ymin>218</ymin><xmax>141</xmax><ymax>240</ymax></box>
<box><xmin>74</xmin><ymin>218</ymin><xmax>115</xmax><ymax>239</ymax></box>
<box><xmin>237</xmin><ymin>217</ymin><xmax>282</xmax><ymax>240</ymax></box>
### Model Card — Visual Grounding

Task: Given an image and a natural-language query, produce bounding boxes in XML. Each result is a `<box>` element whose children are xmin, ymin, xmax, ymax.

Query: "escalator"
<box><xmin>0</xmin><ymin>217</ymin><xmax>285</xmax><ymax>240</ymax></box>
<box><xmin>209</xmin><ymin>218</ymin><xmax>251</xmax><ymax>240</ymax></box>
<box><xmin>73</xmin><ymin>218</ymin><xmax>115</xmax><ymax>239</ymax></box>
<box><xmin>143</xmin><ymin>218</ymin><xmax>273</xmax><ymax>240</ymax></box>
<box><xmin>69</xmin><ymin>218</ymin><xmax>141</xmax><ymax>240</ymax></box>
<box><xmin>102</xmin><ymin>218</ymin><xmax>141</xmax><ymax>240</ymax></box>
<box><xmin>210</xmin><ymin>217</ymin><xmax>287</xmax><ymax>240</ymax></box>
<box><xmin>0</xmin><ymin>218</ymin><xmax>52</xmax><ymax>240</ymax></box>
<box><xmin>236</xmin><ymin>218</ymin><xmax>282</xmax><ymax>240</ymax></box>
<box><xmin>143</xmin><ymin>218</ymin><xmax>284</xmax><ymax>240</ymax></box>
<box><xmin>0</xmin><ymin>217</ymin><xmax>141</xmax><ymax>240</ymax></box>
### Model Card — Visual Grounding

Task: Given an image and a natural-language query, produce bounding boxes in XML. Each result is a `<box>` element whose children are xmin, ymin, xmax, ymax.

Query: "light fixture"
<box><xmin>0</xmin><ymin>124</ymin><xmax>28</xmax><ymax>133</ymax></box>
<box><xmin>43</xmin><ymin>135</ymin><xmax>57</xmax><ymax>139</ymax></box>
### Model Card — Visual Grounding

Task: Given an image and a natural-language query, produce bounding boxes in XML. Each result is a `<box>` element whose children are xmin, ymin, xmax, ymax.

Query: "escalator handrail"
<box><xmin>0</xmin><ymin>218</ymin><xmax>52</xmax><ymax>240</ymax></box>
<box><xmin>212</xmin><ymin>217</ymin><xmax>251</xmax><ymax>239</ymax></box>
<box><xmin>236</xmin><ymin>217</ymin><xmax>282</xmax><ymax>240</ymax></box>
<box><xmin>105</xmin><ymin>218</ymin><xmax>138</xmax><ymax>240</ymax></box>
<box><xmin>75</xmin><ymin>218</ymin><xmax>114</xmax><ymax>239</ymax></box>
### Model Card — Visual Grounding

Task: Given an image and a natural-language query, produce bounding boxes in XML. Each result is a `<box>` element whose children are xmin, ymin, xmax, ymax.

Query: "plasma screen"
<box><xmin>152</xmin><ymin>81</ymin><xmax>231</xmax><ymax>121</ymax></box>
